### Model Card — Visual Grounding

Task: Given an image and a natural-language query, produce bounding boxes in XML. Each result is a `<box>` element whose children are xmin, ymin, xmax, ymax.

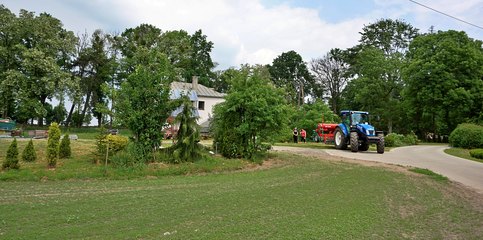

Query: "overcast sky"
<box><xmin>3</xmin><ymin>0</ymin><xmax>483</xmax><ymax>69</ymax></box>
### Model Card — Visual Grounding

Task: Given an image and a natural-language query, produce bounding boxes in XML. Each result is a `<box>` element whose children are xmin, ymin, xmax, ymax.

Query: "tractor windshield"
<box><xmin>351</xmin><ymin>112</ymin><xmax>369</xmax><ymax>125</ymax></box>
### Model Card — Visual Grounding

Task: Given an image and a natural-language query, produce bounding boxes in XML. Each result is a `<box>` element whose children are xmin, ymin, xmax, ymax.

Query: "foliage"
<box><xmin>171</xmin><ymin>96</ymin><xmax>203</xmax><ymax>163</ymax></box>
<box><xmin>469</xmin><ymin>149</ymin><xmax>483</xmax><ymax>160</ymax></box>
<box><xmin>47</xmin><ymin>122</ymin><xmax>61</xmax><ymax>168</ymax></box>
<box><xmin>385</xmin><ymin>132</ymin><xmax>418</xmax><ymax>147</ymax></box>
<box><xmin>449</xmin><ymin>123</ymin><xmax>483</xmax><ymax>149</ymax></box>
<box><xmin>96</xmin><ymin>132</ymin><xmax>129</xmax><ymax>161</ymax></box>
<box><xmin>45</xmin><ymin>102</ymin><xmax>67</xmax><ymax>125</ymax></box>
<box><xmin>116</xmin><ymin>48</ymin><xmax>175</xmax><ymax>161</ymax></box>
<box><xmin>409</xmin><ymin>168</ymin><xmax>448</xmax><ymax>182</ymax></box>
<box><xmin>342</xmin><ymin>19</ymin><xmax>419</xmax><ymax>133</ymax></box>
<box><xmin>403</xmin><ymin>30</ymin><xmax>483</xmax><ymax>136</ymax></box>
<box><xmin>2</xmin><ymin>138</ymin><xmax>19</xmax><ymax>170</ymax></box>
<box><xmin>21</xmin><ymin>139</ymin><xmax>37</xmax><ymax>162</ymax></box>
<box><xmin>59</xmin><ymin>134</ymin><xmax>72</xmax><ymax>159</ymax></box>
<box><xmin>310</xmin><ymin>48</ymin><xmax>350</xmax><ymax>113</ymax></box>
<box><xmin>269</xmin><ymin>50</ymin><xmax>318</xmax><ymax>105</ymax></box>
<box><xmin>213</xmin><ymin>65</ymin><xmax>288</xmax><ymax>159</ymax></box>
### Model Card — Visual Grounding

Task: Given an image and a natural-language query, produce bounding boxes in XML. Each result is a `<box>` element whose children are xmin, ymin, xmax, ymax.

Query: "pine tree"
<box><xmin>22</xmin><ymin>139</ymin><xmax>37</xmax><ymax>162</ymax></box>
<box><xmin>172</xmin><ymin>96</ymin><xmax>202</xmax><ymax>163</ymax></box>
<box><xmin>47</xmin><ymin>122</ymin><xmax>61</xmax><ymax>168</ymax></box>
<box><xmin>59</xmin><ymin>134</ymin><xmax>71</xmax><ymax>159</ymax></box>
<box><xmin>3</xmin><ymin>138</ymin><xmax>19</xmax><ymax>170</ymax></box>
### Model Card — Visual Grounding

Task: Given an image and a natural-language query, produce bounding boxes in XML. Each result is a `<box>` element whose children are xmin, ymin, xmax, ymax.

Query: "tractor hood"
<box><xmin>356</xmin><ymin>123</ymin><xmax>376</xmax><ymax>136</ymax></box>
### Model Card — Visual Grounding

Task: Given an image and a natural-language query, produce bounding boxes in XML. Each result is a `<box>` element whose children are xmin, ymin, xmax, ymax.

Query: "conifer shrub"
<box><xmin>3</xmin><ymin>138</ymin><xmax>20</xmax><ymax>170</ymax></box>
<box><xmin>22</xmin><ymin>139</ymin><xmax>37</xmax><ymax>162</ymax></box>
<box><xmin>47</xmin><ymin>122</ymin><xmax>61</xmax><ymax>168</ymax></box>
<box><xmin>59</xmin><ymin>134</ymin><xmax>71</xmax><ymax>159</ymax></box>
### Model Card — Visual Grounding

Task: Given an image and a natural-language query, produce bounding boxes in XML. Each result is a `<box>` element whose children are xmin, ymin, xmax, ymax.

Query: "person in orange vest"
<box><xmin>300</xmin><ymin>129</ymin><xmax>307</xmax><ymax>143</ymax></box>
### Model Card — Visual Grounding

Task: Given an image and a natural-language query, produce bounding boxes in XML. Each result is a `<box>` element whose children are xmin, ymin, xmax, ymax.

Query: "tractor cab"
<box><xmin>334</xmin><ymin>110</ymin><xmax>384</xmax><ymax>154</ymax></box>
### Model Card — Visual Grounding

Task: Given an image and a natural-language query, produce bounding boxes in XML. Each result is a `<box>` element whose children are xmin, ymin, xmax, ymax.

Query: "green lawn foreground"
<box><xmin>0</xmin><ymin>150</ymin><xmax>482</xmax><ymax>239</ymax></box>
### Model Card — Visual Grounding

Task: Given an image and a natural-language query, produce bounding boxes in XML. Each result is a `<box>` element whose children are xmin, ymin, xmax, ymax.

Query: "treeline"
<box><xmin>1</xmin><ymin>5</ymin><xmax>482</xmax><ymax>138</ymax></box>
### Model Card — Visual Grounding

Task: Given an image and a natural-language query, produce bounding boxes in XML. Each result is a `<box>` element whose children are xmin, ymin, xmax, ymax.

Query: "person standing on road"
<box><xmin>293</xmin><ymin>127</ymin><xmax>298</xmax><ymax>143</ymax></box>
<box><xmin>300</xmin><ymin>129</ymin><xmax>306</xmax><ymax>143</ymax></box>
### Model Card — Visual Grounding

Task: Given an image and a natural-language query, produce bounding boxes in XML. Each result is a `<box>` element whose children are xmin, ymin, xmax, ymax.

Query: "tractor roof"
<box><xmin>340</xmin><ymin>110</ymin><xmax>369</xmax><ymax>115</ymax></box>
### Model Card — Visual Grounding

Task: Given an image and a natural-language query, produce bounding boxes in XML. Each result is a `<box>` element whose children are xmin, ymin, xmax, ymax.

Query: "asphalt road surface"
<box><xmin>274</xmin><ymin>145</ymin><xmax>483</xmax><ymax>194</ymax></box>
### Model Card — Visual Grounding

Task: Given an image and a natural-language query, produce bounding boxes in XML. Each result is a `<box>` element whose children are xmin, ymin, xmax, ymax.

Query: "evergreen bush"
<box><xmin>22</xmin><ymin>139</ymin><xmax>37</xmax><ymax>162</ymax></box>
<box><xmin>171</xmin><ymin>96</ymin><xmax>203</xmax><ymax>163</ymax></box>
<box><xmin>3</xmin><ymin>138</ymin><xmax>20</xmax><ymax>170</ymax></box>
<box><xmin>47</xmin><ymin>122</ymin><xmax>61</xmax><ymax>168</ymax></box>
<box><xmin>469</xmin><ymin>149</ymin><xmax>483</xmax><ymax>159</ymax></box>
<box><xmin>449</xmin><ymin>123</ymin><xmax>483</xmax><ymax>149</ymax></box>
<box><xmin>59</xmin><ymin>134</ymin><xmax>71</xmax><ymax>159</ymax></box>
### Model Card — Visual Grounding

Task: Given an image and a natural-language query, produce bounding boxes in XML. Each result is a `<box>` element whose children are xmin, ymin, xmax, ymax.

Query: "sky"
<box><xmin>2</xmin><ymin>0</ymin><xmax>483</xmax><ymax>70</ymax></box>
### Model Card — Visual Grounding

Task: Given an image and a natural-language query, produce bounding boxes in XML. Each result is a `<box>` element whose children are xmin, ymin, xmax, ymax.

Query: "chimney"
<box><xmin>192</xmin><ymin>76</ymin><xmax>199</xmax><ymax>91</ymax></box>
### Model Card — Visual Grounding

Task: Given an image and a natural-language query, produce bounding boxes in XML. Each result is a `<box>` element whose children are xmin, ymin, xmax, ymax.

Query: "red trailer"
<box><xmin>316</xmin><ymin>123</ymin><xmax>338</xmax><ymax>144</ymax></box>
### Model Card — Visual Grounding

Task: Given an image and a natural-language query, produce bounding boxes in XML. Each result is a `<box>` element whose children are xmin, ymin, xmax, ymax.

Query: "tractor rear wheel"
<box><xmin>334</xmin><ymin>128</ymin><xmax>347</xmax><ymax>150</ymax></box>
<box><xmin>377</xmin><ymin>133</ymin><xmax>385</xmax><ymax>154</ymax></box>
<box><xmin>350</xmin><ymin>132</ymin><xmax>358</xmax><ymax>152</ymax></box>
<box><xmin>359</xmin><ymin>142</ymin><xmax>369</xmax><ymax>151</ymax></box>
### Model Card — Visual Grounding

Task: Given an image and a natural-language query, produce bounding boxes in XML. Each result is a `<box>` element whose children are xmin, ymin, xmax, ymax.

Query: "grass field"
<box><xmin>1</xmin><ymin>143</ymin><xmax>482</xmax><ymax>238</ymax></box>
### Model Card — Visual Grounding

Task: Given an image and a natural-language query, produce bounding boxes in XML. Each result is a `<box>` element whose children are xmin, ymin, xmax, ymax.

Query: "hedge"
<box><xmin>449</xmin><ymin>123</ymin><xmax>483</xmax><ymax>149</ymax></box>
<box><xmin>469</xmin><ymin>149</ymin><xmax>483</xmax><ymax>159</ymax></box>
<box><xmin>384</xmin><ymin>132</ymin><xmax>418</xmax><ymax>147</ymax></box>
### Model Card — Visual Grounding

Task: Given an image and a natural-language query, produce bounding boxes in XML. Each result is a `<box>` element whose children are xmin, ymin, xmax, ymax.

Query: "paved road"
<box><xmin>274</xmin><ymin>145</ymin><xmax>483</xmax><ymax>194</ymax></box>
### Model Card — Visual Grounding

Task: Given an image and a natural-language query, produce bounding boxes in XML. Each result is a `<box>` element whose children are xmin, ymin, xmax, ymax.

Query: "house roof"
<box><xmin>171</xmin><ymin>81</ymin><xmax>225</xmax><ymax>98</ymax></box>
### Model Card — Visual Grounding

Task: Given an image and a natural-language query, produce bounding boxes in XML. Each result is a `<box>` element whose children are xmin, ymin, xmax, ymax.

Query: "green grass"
<box><xmin>409</xmin><ymin>168</ymin><xmax>449</xmax><ymax>181</ymax></box>
<box><xmin>275</xmin><ymin>142</ymin><xmax>335</xmax><ymax>149</ymax></box>
<box><xmin>444</xmin><ymin>147</ymin><xmax>483</xmax><ymax>163</ymax></box>
<box><xmin>0</xmin><ymin>152</ymin><xmax>481</xmax><ymax>239</ymax></box>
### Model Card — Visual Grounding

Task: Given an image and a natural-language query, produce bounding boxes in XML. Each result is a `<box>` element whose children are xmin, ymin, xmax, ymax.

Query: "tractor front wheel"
<box><xmin>334</xmin><ymin>128</ymin><xmax>347</xmax><ymax>150</ymax></box>
<box><xmin>350</xmin><ymin>132</ymin><xmax>358</xmax><ymax>152</ymax></box>
<box><xmin>377</xmin><ymin>133</ymin><xmax>385</xmax><ymax>154</ymax></box>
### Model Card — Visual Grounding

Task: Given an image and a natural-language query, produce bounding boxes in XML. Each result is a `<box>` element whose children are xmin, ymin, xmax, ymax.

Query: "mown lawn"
<box><xmin>445</xmin><ymin>147</ymin><xmax>483</xmax><ymax>163</ymax></box>
<box><xmin>0</xmin><ymin>148</ymin><xmax>481</xmax><ymax>239</ymax></box>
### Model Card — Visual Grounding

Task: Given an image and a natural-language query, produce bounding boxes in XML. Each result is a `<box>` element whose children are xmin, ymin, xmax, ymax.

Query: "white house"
<box><xmin>170</xmin><ymin>77</ymin><xmax>225</xmax><ymax>132</ymax></box>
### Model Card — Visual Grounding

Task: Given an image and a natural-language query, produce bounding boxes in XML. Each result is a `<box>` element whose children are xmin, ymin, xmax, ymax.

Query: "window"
<box><xmin>198</xmin><ymin>101</ymin><xmax>205</xmax><ymax>110</ymax></box>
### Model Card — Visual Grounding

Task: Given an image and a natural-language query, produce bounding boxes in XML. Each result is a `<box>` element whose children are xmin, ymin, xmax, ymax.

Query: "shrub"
<box><xmin>2</xmin><ymin>138</ymin><xmax>20</xmax><ymax>170</ymax></box>
<box><xmin>110</xmin><ymin>142</ymin><xmax>146</xmax><ymax>168</ymax></box>
<box><xmin>47</xmin><ymin>122</ymin><xmax>61</xmax><ymax>168</ymax></box>
<box><xmin>59</xmin><ymin>134</ymin><xmax>71</xmax><ymax>159</ymax></box>
<box><xmin>469</xmin><ymin>149</ymin><xmax>483</xmax><ymax>159</ymax></box>
<box><xmin>449</xmin><ymin>123</ymin><xmax>483</xmax><ymax>149</ymax></box>
<box><xmin>22</xmin><ymin>139</ymin><xmax>37</xmax><ymax>162</ymax></box>
<box><xmin>385</xmin><ymin>132</ymin><xmax>419</xmax><ymax>147</ymax></box>
<box><xmin>97</xmin><ymin>133</ymin><xmax>129</xmax><ymax>161</ymax></box>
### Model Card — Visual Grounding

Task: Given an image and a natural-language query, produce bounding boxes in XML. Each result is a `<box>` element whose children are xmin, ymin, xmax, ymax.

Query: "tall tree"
<box><xmin>403</xmin><ymin>30</ymin><xmax>483</xmax><ymax>136</ymax></box>
<box><xmin>116</xmin><ymin>47</ymin><xmax>175</xmax><ymax>161</ymax></box>
<box><xmin>310</xmin><ymin>48</ymin><xmax>350</xmax><ymax>113</ymax></box>
<box><xmin>343</xmin><ymin>19</ymin><xmax>419</xmax><ymax>133</ymax></box>
<box><xmin>269</xmin><ymin>50</ymin><xmax>318</xmax><ymax>106</ymax></box>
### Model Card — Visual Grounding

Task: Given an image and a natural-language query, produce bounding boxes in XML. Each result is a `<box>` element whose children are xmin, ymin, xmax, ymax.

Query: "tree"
<box><xmin>2</xmin><ymin>138</ymin><xmax>19</xmax><ymax>170</ymax></box>
<box><xmin>403</xmin><ymin>30</ymin><xmax>483</xmax><ymax>136</ymax></box>
<box><xmin>22</xmin><ymin>139</ymin><xmax>37</xmax><ymax>162</ymax></box>
<box><xmin>290</xmin><ymin>100</ymin><xmax>339</xmax><ymax>138</ymax></box>
<box><xmin>342</xmin><ymin>19</ymin><xmax>419</xmax><ymax>133</ymax></box>
<box><xmin>187</xmin><ymin>30</ymin><xmax>216</xmax><ymax>86</ymax></box>
<box><xmin>269</xmin><ymin>51</ymin><xmax>318</xmax><ymax>105</ymax></box>
<box><xmin>212</xmin><ymin>65</ymin><xmax>288</xmax><ymax>159</ymax></box>
<box><xmin>310</xmin><ymin>48</ymin><xmax>350</xmax><ymax>113</ymax></box>
<box><xmin>171</xmin><ymin>96</ymin><xmax>202</xmax><ymax>163</ymax></box>
<box><xmin>47</xmin><ymin>122</ymin><xmax>61</xmax><ymax>168</ymax></box>
<box><xmin>116</xmin><ymin>48</ymin><xmax>175</xmax><ymax>161</ymax></box>
<box><xmin>59</xmin><ymin>134</ymin><xmax>71</xmax><ymax>159</ymax></box>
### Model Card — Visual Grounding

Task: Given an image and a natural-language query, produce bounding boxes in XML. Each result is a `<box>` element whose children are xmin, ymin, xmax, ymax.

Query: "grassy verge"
<box><xmin>0</xmin><ymin>152</ymin><xmax>481</xmax><ymax>239</ymax></box>
<box><xmin>409</xmin><ymin>168</ymin><xmax>448</xmax><ymax>181</ymax></box>
<box><xmin>444</xmin><ymin>147</ymin><xmax>483</xmax><ymax>163</ymax></box>
<box><xmin>274</xmin><ymin>142</ymin><xmax>335</xmax><ymax>149</ymax></box>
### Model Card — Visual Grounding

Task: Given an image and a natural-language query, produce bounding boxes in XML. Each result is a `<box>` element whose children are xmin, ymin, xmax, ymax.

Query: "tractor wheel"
<box><xmin>377</xmin><ymin>133</ymin><xmax>385</xmax><ymax>154</ymax></box>
<box><xmin>350</xmin><ymin>132</ymin><xmax>358</xmax><ymax>152</ymax></box>
<box><xmin>334</xmin><ymin>128</ymin><xmax>347</xmax><ymax>150</ymax></box>
<box><xmin>359</xmin><ymin>142</ymin><xmax>369</xmax><ymax>151</ymax></box>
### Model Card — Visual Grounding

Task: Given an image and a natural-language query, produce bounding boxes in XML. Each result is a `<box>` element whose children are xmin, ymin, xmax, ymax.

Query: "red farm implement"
<box><xmin>316</xmin><ymin>123</ymin><xmax>338</xmax><ymax>144</ymax></box>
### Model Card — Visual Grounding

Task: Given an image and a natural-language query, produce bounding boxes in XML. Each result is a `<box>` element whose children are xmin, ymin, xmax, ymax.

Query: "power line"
<box><xmin>409</xmin><ymin>0</ymin><xmax>483</xmax><ymax>30</ymax></box>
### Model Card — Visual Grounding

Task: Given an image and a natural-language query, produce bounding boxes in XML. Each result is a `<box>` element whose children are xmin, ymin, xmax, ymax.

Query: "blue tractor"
<box><xmin>334</xmin><ymin>110</ymin><xmax>384</xmax><ymax>154</ymax></box>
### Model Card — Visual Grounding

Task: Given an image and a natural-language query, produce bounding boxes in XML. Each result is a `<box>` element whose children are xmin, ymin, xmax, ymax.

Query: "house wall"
<box><xmin>197</xmin><ymin>96</ymin><xmax>225</xmax><ymax>124</ymax></box>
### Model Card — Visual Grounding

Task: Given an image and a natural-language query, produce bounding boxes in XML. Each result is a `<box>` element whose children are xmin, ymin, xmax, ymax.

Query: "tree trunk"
<box><xmin>65</xmin><ymin>101</ymin><xmax>76</xmax><ymax>127</ymax></box>
<box><xmin>79</xmin><ymin>91</ymin><xmax>91</xmax><ymax>127</ymax></box>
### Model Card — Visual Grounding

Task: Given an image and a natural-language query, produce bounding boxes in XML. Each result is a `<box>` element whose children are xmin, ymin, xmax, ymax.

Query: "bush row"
<box><xmin>384</xmin><ymin>132</ymin><xmax>418</xmax><ymax>147</ymax></box>
<box><xmin>469</xmin><ymin>149</ymin><xmax>483</xmax><ymax>159</ymax></box>
<box><xmin>449</xmin><ymin>123</ymin><xmax>483</xmax><ymax>149</ymax></box>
